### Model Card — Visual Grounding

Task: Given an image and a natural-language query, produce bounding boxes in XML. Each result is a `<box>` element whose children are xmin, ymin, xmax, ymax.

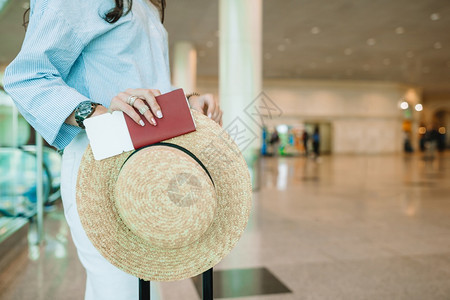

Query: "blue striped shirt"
<box><xmin>3</xmin><ymin>0</ymin><xmax>174</xmax><ymax>150</ymax></box>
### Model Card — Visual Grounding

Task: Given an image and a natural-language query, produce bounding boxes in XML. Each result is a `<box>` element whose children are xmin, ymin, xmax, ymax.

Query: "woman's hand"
<box><xmin>188</xmin><ymin>93</ymin><xmax>223</xmax><ymax>126</ymax></box>
<box><xmin>92</xmin><ymin>88</ymin><xmax>163</xmax><ymax>126</ymax></box>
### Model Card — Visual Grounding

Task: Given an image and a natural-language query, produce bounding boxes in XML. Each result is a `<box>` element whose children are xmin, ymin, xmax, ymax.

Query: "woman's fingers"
<box><xmin>217</xmin><ymin>109</ymin><xmax>223</xmax><ymax>127</ymax></box>
<box><xmin>202</xmin><ymin>94</ymin><xmax>223</xmax><ymax>124</ymax></box>
<box><xmin>149</xmin><ymin>89</ymin><xmax>162</xmax><ymax>97</ymax></box>
<box><xmin>118</xmin><ymin>92</ymin><xmax>157</xmax><ymax>126</ymax></box>
<box><xmin>203</xmin><ymin>94</ymin><xmax>216</xmax><ymax>119</ymax></box>
<box><xmin>187</xmin><ymin>93</ymin><xmax>223</xmax><ymax>125</ymax></box>
<box><xmin>212</xmin><ymin>108</ymin><xmax>221</xmax><ymax>122</ymax></box>
<box><xmin>110</xmin><ymin>96</ymin><xmax>145</xmax><ymax>126</ymax></box>
<box><xmin>126</xmin><ymin>88</ymin><xmax>163</xmax><ymax>119</ymax></box>
<box><xmin>133</xmin><ymin>98</ymin><xmax>157</xmax><ymax>126</ymax></box>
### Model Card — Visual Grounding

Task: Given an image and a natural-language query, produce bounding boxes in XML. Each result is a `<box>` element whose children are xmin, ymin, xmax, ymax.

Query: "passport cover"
<box><xmin>123</xmin><ymin>88</ymin><xmax>196</xmax><ymax>150</ymax></box>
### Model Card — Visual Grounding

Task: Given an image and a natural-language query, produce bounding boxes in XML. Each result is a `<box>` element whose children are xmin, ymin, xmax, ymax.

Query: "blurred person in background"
<box><xmin>312</xmin><ymin>126</ymin><xmax>320</xmax><ymax>158</ymax></box>
<box><xmin>302</xmin><ymin>129</ymin><xmax>309</xmax><ymax>156</ymax></box>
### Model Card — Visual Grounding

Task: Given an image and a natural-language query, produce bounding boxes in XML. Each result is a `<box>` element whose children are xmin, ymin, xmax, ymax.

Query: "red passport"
<box><xmin>123</xmin><ymin>88</ymin><xmax>196</xmax><ymax>149</ymax></box>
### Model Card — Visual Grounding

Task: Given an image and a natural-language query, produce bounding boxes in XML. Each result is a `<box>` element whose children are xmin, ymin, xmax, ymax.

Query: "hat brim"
<box><xmin>76</xmin><ymin>110</ymin><xmax>252</xmax><ymax>281</ymax></box>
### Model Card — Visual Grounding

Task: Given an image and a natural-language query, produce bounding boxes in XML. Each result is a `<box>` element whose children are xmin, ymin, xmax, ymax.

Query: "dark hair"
<box><xmin>23</xmin><ymin>0</ymin><xmax>165</xmax><ymax>29</ymax></box>
<box><xmin>22</xmin><ymin>8</ymin><xmax>30</xmax><ymax>29</ymax></box>
<box><xmin>105</xmin><ymin>0</ymin><xmax>166</xmax><ymax>24</ymax></box>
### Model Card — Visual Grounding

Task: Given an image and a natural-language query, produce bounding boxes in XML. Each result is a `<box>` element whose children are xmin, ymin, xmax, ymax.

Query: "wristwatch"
<box><xmin>75</xmin><ymin>101</ymin><xmax>99</xmax><ymax>129</ymax></box>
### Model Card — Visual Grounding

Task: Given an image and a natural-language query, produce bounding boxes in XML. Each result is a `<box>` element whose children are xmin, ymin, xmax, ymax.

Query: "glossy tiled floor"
<box><xmin>1</xmin><ymin>152</ymin><xmax>450</xmax><ymax>299</ymax></box>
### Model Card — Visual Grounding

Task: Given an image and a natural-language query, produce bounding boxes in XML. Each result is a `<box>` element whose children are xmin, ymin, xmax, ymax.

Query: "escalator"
<box><xmin>0</xmin><ymin>146</ymin><xmax>62</xmax><ymax>218</ymax></box>
<box><xmin>0</xmin><ymin>81</ymin><xmax>62</xmax><ymax>267</ymax></box>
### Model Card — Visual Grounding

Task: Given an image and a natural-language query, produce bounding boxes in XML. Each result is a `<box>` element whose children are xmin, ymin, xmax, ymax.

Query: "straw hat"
<box><xmin>76</xmin><ymin>110</ymin><xmax>252</xmax><ymax>281</ymax></box>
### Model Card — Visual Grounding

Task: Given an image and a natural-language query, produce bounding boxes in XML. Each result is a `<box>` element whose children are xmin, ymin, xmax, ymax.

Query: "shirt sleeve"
<box><xmin>3</xmin><ymin>5</ymin><xmax>91</xmax><ymax>150</ymax></box>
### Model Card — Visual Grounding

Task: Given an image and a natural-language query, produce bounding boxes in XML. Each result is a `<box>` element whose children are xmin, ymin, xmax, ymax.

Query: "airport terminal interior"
<box><xmin>1</xmin><ymin>0</ymin><xmax>450</xmax><ymax>299</ymax></box>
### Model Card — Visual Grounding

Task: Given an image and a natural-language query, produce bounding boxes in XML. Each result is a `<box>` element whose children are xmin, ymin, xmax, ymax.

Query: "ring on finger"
<box><xmin>138</xmin><ymin>105</ymin><xmax>149</xmax><ymax>115</ymax></box>
<box><xmin>127</xmin><ymin>95</ymin><xmax>138</xmax><ymax>106</ymax></box>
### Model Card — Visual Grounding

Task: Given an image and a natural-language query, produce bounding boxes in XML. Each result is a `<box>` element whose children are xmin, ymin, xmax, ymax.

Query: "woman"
<box><xmin>3</xmin><ymin>0</ymin><xmax>222</xmax><ymax>298</ymax></box>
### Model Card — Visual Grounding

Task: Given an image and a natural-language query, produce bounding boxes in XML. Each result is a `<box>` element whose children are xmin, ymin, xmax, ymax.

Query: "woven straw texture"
<box><xmin>76</xmin><ymin>110</ymin><xmax>252</xmax><ymax>281</ymax></box>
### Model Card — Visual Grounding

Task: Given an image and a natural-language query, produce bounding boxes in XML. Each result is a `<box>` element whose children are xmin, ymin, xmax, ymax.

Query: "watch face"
<box><xmin>78</xmin><ymin>101</ymin><xmax>93</xmax><ymax>117</ymax></box>
<box><xmin>75</xmin><ymin>101</ymin><xmax>96</xmax><ymax>128</ymax></box>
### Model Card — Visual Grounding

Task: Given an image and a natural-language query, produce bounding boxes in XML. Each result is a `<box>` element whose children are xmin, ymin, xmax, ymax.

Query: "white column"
<box><xmin>172</xmin><ymin>41</ymin><xmax>197</xmax><ymax>92</ymax></box>
<box><xmin>219</xmin><ymin>0</ymin><xmax>262</xmax><ymax>157</ymax></box>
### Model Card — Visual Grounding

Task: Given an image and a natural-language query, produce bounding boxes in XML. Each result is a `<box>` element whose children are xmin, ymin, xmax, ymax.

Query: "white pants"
<box><xmin>60</xmin><ymin>132</ymin><xmax>138</xmax><ymax>300</ymax></box>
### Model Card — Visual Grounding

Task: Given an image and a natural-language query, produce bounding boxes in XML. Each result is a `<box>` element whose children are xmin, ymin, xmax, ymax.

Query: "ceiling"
<box><xmin>1</xmin><ymin>0</ymin><xmax>450</xmax><ymax>95</ymax></box>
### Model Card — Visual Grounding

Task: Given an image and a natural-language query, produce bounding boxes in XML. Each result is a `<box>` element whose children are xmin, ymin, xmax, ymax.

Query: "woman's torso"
<box><xmin>31</xmin><ymin>0</ymin><xmax>173</xmax><ymax>107</ymax></box>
